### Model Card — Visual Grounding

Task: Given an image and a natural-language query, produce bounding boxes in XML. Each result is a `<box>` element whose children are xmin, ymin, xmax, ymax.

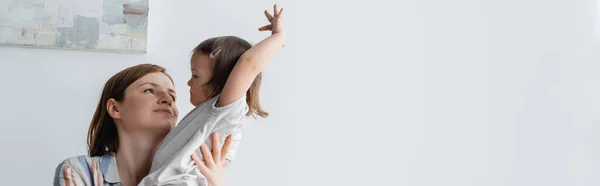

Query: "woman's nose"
<box><xmin>158</xmin><ymin>92</ymin><xmax>173</xmax><ymax>105</ymax></box>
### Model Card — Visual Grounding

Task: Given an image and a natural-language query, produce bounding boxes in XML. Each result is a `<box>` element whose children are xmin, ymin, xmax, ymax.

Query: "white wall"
<box><xmin>1</xmin><ymin>0</ymin><xmax>600</xmax><ymax>185</ymax></box>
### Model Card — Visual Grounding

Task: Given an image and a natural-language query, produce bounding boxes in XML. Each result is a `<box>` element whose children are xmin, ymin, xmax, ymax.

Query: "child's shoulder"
<box><xmin>195</xmin><ymin>94</ymin><xmax>247</xmax><ymax>110</ymax></box>
<box><xmin>196</xmin><ymin>94</ymin><xmax>249</xmax><ymax>119</ymax></box>
<box><xmin>211</xmin><ymin>94</ymin><xmax>248</xmax><ymax>112</ymax></box>
<box><xmin>186</xmin><ymin>94</ymin><xmax>248</xmax><ymax>121</ymax></box>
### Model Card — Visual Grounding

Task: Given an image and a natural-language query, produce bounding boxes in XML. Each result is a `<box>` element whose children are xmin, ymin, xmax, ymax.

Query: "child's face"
<box><xmin>188</xmin><ymin>53</ymin><xmax>214</xmax><ymax>106</ymax></box>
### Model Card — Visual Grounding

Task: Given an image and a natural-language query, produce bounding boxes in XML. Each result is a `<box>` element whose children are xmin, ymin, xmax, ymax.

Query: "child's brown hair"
<box><xmin>192</xmin><ymin>36</ymin><xmax>268</xmax><ymax>118</ymax></box>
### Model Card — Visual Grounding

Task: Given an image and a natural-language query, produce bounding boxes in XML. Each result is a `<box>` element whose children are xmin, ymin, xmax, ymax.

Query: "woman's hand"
<box><xmin>191</xmin><ymin>133</ymin><xmax>233</xmax><ymax>186</ymax></box>
<box><xmin>258</xmin><ymin>4</ymin><xmax>285</xmax><ymax>35</ymax></box>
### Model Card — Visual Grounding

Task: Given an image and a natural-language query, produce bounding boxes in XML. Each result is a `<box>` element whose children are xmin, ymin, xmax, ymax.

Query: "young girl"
<box><xmin>138</xmin><ymin>4</ymin><xmax>285</xmax><ymax>186</ymax></box>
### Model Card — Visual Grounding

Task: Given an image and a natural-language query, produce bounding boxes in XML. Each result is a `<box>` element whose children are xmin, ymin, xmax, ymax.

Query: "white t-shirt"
<box><xmin>138</xmin><ymin>94</ymin><xmax>248</xmax><ymax>186</ymax></box>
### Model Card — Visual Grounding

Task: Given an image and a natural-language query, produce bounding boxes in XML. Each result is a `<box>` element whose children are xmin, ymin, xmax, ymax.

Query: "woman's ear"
<box><xmin>106</xmin><ymin>98</ymin><xmax>121</xmax><ymax>119</ymax></box>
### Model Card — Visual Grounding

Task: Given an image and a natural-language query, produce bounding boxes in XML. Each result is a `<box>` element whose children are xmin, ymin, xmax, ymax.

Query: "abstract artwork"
<box><xmin>0</xmin><ymin>0</ymin><xmax>148</xmax><ymax>53</ymax></box>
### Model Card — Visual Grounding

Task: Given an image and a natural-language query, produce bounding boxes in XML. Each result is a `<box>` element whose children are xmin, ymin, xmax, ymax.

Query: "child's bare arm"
<box><xmin>217</xmin><ymin>4</ymin><xmax>286</xmax><ymax>107</ymax></box>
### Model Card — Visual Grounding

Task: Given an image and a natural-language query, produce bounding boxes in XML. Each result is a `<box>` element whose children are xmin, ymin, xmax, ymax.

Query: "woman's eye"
<box><xmin>144</xmin><ymin>89</ymin><xmax>154</xmax><ymax>94</ymax></box>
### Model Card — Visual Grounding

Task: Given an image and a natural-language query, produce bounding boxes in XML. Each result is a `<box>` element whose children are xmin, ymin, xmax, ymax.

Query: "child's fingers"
<box><xmin>264</xmin><ymin>10</ymin><xmax>273</xmax><ymax>21</ymax></box>
<box><xmin>258</xmin><ymin>25</ymin><xmax>272</xmax><ymax>31</ymax></box>
<box><xmin>278</xmin><ymin>8</ymin><xmax>283</xmax><ymax>19</ymax></box>
<box><xmin>200</xmin><ymin>143</ymin><xmax>216</xmax><ymax>168</ymax></box>
<box><xmin>191</xmin><ymin>154</ymin><xmax>209</xmax><ymax>175</ymax></box>
<box><xmin>274</xmin><ymin>4</ymin><xmax>279</xmax><ymax>16</ymax></box>
<box><xmin>220</xmin><ymin>135</ymin><xmax>233</xmax><ymax>161</ymax></box>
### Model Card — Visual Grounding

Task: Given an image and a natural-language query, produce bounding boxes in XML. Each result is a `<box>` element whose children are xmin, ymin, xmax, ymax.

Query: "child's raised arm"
<box><xmin>216</xmin><ymin>4</ymin><xmax>286</xmax><ymax>107</ymax></box>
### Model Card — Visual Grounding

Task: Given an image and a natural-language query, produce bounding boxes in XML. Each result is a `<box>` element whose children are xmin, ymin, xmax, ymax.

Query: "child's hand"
<box><xmin>258</xmin><ymin>4</ymin><xmax>284</xmax><ymax>35</ymax></box>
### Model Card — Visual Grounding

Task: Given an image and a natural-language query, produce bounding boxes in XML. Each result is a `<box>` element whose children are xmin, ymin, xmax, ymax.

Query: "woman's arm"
<box><xmin>192</xmin><ymin>133</ymin><xmax>234</xmax><ymax>186</ymax></box>
<box><xmin>216</xmin><ymin>4</ymin><xmax>286</xmax><ymax>107</ymax></box>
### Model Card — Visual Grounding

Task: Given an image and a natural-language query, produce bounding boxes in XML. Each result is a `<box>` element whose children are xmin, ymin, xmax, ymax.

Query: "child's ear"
<box><xmin>106</xmin><ymin>98</ymin><xmax>121</xmax><ymax>119</ymax></box>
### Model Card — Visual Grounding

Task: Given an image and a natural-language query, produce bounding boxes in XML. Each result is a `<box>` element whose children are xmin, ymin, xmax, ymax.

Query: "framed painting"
<box><xmin>0</xmin><ymin>0</ymin><xmax>149</xmax><ymax>53</ymax></box>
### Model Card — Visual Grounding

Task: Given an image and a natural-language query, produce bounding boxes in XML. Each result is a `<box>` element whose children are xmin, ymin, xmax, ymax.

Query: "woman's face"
<box><xmin>112</xmin><ymin>72</ymin><xmax>179</xmax><ymax>135</ymax></box>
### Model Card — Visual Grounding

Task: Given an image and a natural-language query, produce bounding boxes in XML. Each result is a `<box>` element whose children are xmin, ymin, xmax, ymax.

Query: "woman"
<box><xmin>53</xmin><ymin>64</ymin><xmax>230</xmax><ymax>186</ymax></box>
